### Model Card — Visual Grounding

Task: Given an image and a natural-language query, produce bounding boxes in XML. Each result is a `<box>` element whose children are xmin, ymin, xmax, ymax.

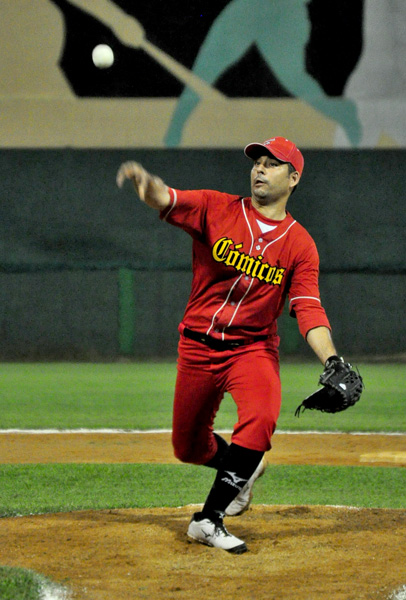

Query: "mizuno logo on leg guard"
<box><xmin>221</xmin><ymin>471</ymin><xmax>248</xmax><ymax>489</ymax></box>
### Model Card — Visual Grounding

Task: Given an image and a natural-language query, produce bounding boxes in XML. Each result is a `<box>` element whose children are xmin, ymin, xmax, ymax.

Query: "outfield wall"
<box><xmin>1</xmin><ymin>149</ymin><xmax>404</xmax><ymax>359</ymax></box>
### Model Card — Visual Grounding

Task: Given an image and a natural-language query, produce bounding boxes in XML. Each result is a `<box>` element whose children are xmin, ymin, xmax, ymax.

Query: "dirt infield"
<box><xmin>1</xmin><ymin>432</ymin><xmax>406</xmax><ymax>599</ymax></box>
<box><xmin>1</xmin><ymin>431</ymin><xmax>406</xmax><ymax>466</ymax></box>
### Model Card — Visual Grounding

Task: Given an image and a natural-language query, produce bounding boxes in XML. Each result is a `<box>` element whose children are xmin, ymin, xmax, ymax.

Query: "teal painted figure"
<box><xmin>164</xmin><ymin>0</ymin><xmax>361</xmax><ymax>147</ymax></box>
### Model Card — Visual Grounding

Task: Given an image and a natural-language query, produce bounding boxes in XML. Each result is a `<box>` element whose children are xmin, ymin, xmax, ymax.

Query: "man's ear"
<box><xmin>289</xmin><ymin>170</ymin><xmax>300</xmax><ymax>191</ymax></box>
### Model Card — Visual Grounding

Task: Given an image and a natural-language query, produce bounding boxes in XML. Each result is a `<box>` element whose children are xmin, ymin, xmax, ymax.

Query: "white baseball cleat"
<box><xmin>187</xmin><ymin>513</ymin><xmax>247</xmax><ymax>554</ymax></box>
<box><xmin>225</xmin><ymin>457</ymin><xmax>267</xmax><ymax>517</ymax></box>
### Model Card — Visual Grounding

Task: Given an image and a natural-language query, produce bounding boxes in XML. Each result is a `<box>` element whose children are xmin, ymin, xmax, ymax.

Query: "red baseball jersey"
<box><xmin>160</xmin><ymin>188</ymin><xmax>330</xmax><ymax>341</ymax></box>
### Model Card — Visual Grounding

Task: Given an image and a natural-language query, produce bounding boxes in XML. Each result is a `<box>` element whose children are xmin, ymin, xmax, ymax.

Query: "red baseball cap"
<box><xmin>244</xmin><ymin>137</ymin><xmax>304</xmax><ymax>176</ymax></box>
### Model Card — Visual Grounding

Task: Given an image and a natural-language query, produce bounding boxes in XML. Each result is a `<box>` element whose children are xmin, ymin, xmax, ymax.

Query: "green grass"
<box><xmin>0</xmin><ymin>362</ymin><xmax>404</xmax><ymax>432</ymax></box>
<box><xmin>0</xmin><ymin>566</ymin><xmax>68</xmax><ymax>600</ymax></box>
<box><xmin>1</xmin><ymin>463</ymin><xmax>405</xmax><ymax>518</ymax></box>
<box><xmin>0</xmin><ymin>362</ymin><xmax>178</xmax><ymax>430</ymax></box>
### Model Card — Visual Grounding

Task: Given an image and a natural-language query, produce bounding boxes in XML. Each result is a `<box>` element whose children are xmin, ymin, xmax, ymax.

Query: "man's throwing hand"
<box><xmin>116</xmin><ymin>161</ymin><xmax>149</xmax><ymax>200</ymax></box>
<box><xmin>116</xmin><ymin>161</ymin><xmax>171</xmax><ymax>210</ymax></box>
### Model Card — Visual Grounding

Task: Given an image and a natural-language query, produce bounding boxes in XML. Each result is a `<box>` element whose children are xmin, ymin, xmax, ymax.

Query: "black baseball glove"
<box><xmin>295</xmin><ymin>355</ymin><xmax>364</xmax><ymax>417</ymax></box>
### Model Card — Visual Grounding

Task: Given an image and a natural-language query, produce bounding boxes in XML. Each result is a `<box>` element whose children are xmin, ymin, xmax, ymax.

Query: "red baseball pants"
<box><xmin>172</xmin><ymin>335</ymin><xmax>282</xmax><ymax>464</ymax></box>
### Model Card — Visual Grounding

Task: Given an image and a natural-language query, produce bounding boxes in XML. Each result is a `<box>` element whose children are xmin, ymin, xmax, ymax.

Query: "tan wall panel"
<box><xmin>1</xmin><ymin>97</ymin><xmax>337</xmax><ymax>148</ymax></box>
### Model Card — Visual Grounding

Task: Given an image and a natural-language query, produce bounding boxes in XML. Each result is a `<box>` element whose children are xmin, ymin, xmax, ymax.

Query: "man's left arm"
<box><xmin>288</xmin><ymin>236</ymin><xmax>332</xmax><ymax>350</ymax></box>
<box><xmin>306</xmin><ymin>326</ymin><xmax>338</xmax><ymax>365</ymax></box>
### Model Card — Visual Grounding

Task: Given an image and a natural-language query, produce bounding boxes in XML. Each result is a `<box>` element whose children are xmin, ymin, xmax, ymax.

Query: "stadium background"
<box><xmin>1</xmin><ymin>0</ymin><xmax>405</xmax><ymax>361</ymax></box>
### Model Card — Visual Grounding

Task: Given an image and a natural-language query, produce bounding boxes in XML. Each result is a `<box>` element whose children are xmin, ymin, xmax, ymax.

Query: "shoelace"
<box><xmin>214</xmin><ymin>522</ymin><xmax>231</xmax><ymax>538</ymax></box>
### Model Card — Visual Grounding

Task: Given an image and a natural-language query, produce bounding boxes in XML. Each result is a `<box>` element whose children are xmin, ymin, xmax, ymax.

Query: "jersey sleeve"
<box><xmin>288</xmin><ymin>237</ymin><xmax>331</xmax><ymax>338</ymax></box>
<box><xmin>159</xmin><ymin>188</ymin><xmax>210</xmax><ymax>239</ymax></box>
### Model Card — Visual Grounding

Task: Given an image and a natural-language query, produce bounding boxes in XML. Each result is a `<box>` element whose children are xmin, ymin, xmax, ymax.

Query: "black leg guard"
<box><xmin>201</xmin><ymin>443</ymin><xmax>264</xmax><ymax>519</ymax></box>
<box><xmin>203</xmin><ymin>433</ymin><xmax>229</xmax><ymax>469</ymax></box>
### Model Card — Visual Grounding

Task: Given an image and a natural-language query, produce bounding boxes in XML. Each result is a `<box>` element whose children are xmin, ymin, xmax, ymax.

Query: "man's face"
<box><xmin>250</xmin><ymin>154</ymin><xmax>296</xmax><ymax>204</ymax></box>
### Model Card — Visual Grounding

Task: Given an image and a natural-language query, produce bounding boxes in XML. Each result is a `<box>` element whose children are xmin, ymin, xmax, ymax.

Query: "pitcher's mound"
<box><xmin>1</xmin><ymin>505</ymin><xmax>405</xmax><ymax>599</ymax></box>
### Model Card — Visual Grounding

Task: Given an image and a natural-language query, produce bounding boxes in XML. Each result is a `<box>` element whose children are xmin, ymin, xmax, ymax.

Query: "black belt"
<box><xmin>183</xmin><ymin>327</ymin><xmax>268</xmax><ymax>351</ymax></box>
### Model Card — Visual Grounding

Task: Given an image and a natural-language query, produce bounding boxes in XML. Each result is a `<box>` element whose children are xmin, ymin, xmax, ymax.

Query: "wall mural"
<box><xmin>1</xmin><ymin>0</ymin><xmax>404</xmax><ymax>147</ymax></box>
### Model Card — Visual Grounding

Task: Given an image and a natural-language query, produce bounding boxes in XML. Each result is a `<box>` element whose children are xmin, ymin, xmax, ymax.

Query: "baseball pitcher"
<box><xmin>117</xmin><ymin>136</ymin><xmax>363</xmax><ymax>554</ymax></box>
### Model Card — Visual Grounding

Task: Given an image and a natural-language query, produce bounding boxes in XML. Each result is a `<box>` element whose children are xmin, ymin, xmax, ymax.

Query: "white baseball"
<box><xmin>92</xmin><ymin>44</ymin><xmax>114</xmax><ymax>69</ymax></box>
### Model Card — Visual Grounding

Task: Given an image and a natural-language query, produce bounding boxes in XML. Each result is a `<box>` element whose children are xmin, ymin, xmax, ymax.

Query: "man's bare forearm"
<box><xmin>306</xmin><ymin>326</ymin><xmax>338</xmax><ymax>365</ymax></box>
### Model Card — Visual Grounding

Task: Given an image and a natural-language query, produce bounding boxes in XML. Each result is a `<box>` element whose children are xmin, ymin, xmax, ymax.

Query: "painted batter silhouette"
<box><xmin>164</xmin><ymin>0</ymin><xmax>361</xmax><ymax>147</ymax></box>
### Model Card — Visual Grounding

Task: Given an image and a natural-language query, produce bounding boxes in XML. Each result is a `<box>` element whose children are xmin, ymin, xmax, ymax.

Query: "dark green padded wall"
<box><xmin>0</xmin><ymin>149</ymin><xmax>404</xmax><ymax>359</ymax></box>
